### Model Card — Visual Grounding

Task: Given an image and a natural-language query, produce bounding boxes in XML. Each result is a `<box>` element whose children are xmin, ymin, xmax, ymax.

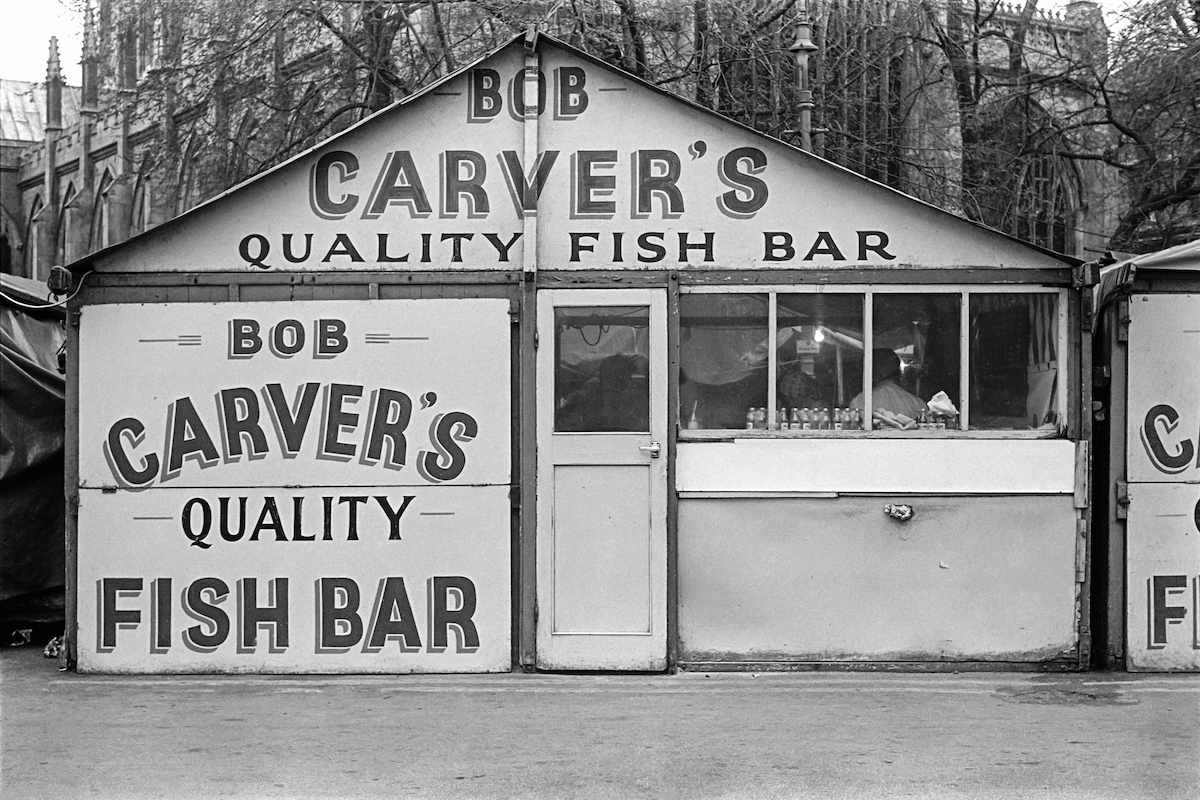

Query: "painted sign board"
<box><xmin>76</xmin><ymin>299</ymin><xmax>511</xmax><ymax>672</ymax></box>
<box><xmin>1126</xmin><ymin>482</ymin><xmax>1200</xmax><ymax>671</ymax></box>
<box><xmin>1126</xmin><ymin>294</ymin><xmax>1200</xmax><ymax>671</ymax></box>
<box><xmin>90</xmin><ymin>38</ymin><xmax>1067</xmax><ymax>276</ymax></box>
<box><xmin>1127</xmin><ymin>295</ymin><xmax>1200</xmax><ymax>484</ymax></box>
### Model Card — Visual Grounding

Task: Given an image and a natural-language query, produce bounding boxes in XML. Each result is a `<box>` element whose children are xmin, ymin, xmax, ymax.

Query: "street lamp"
<box><xmin>789</xmin><ymin>1</ymin><xmax>818</xmax><ymax>153</ymax></box>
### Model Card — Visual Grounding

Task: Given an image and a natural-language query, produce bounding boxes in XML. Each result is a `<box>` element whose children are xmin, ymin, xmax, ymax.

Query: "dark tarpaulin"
<box><xmin>0</xmin><ymin>274</ymin><xmax>65</xmax><ymax>619</ymax></box>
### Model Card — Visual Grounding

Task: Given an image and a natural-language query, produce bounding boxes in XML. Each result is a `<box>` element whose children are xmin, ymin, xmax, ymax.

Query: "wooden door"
<box><xmin>535</xmin><ymin>289</ymin><xmax>667</xmax><ymax>670</ymax></box>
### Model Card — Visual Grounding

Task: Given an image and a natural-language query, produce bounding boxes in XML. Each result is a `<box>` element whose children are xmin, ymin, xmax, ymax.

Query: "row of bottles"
<box><xmin>917</xmin><ymin>409</ymin><xmax>956</xmax><ymax>430</ymax></box>
<box><xmin>745</xmin><ymin>407</ymin><xmax>864</xmax><ymax>430</ymax></box>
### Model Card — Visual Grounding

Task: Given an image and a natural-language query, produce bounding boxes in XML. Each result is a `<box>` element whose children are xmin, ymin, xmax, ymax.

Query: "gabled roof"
<box><xmin>70</xmin><ymin>33</ymin><xmax>1076</xmax><ymax>275</ymax></box>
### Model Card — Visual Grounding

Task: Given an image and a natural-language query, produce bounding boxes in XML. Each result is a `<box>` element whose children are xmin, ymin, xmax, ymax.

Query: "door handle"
<box><xmin>639</xmin><ymin>442</ymin><xmax>661</xmax><ymax>458</ymax></box>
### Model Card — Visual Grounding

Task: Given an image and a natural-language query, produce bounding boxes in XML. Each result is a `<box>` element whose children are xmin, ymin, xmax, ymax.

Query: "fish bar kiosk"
<box><xmin>58</xmin><ymin>34</ymin><xmax>1091</xmax><ymax>673</ymax></box>
<box><xmin>1093</xmin><ymin>239</ymin><xmax>1200</xmax><ymax>671</ymax></box>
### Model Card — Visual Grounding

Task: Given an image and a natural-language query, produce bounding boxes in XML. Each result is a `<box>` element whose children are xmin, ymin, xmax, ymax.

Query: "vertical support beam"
<box><xmin>509</xmin><ymin>293</ymin><xmax>522</xmax><ymax>671</ymax></box>
<box><xmin>1077</xmin><ymin>283</ymin><xmax>1094</xmax><ymax>669</ymax></box>
<box><xmin>1106</xmin><ymin>302</ymin><xmax>1128</xmax><ymax>668</ymax></box>
<box><xmin>767</xmin><ymin>291</ymin><xmax>777</xmax><ymax>428</ymax></box>
<box><xmin>960</xmin><ymin>291</ymin><xmax>970</xmax><ymax>430</ymax></box>
<box><xmin>517</xmin><ymin>31</ymin><xmax>540</xmax><ymax>670</ymax></box>
<box><xmin>1058</xmin><ymin>289</ymin><xmax>1071</xmax><ymax>424</ymax></box>
<box><xmin>521</xmin><ymin>30</ymin><xmax>540</xmax><ymax>281</ymax></box>
<box><xmin>1063</xmin><ymin>283</ymin><xmax>1092</xmax><ymax>668</ymax></box>
<box><xmin>63</xmin><ymin>296</ymin><xmax>82</xmax><ymax>669</ymax></box>
<box><xmin>863</xmin><ymin>291</ymin><xmax>873</xmax><ymax>430</ymax></box>
<box><xmin>666</xmin><ymin>272</ymin><xmax>680</xmax><ymax>671</ymax></box>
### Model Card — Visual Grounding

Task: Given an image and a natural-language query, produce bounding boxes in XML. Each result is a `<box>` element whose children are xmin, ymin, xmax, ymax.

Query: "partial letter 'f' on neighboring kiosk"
<box><xmin>1093</xmin><ymin>239</ymin><xmax>1200</xmax><ymax>672</ymax></box>
<box><xmin>58</xmin><ymin>33</ymin><xmax>1092</xmax><ymax>674</ymax></box>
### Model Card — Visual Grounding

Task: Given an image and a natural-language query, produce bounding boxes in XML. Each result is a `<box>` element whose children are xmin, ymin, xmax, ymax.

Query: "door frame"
<box><xmin>532</xmin><ymin>286</ymin><xmax>669</xmax><ymax>671</ymax></box>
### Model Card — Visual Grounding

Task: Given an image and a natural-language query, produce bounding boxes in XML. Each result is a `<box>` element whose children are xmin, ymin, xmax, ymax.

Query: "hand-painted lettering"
<box><xmin>98</xmin><ymin>577</ymin><xmax>143</xmax><ymax>651</ymax></box>
<box><xmin>441</xmin><ymin>151</ymin><xmax>489</xmax><ymax>218</ymax></box>
<box><xmin>1148</xmin><ymin>575</ymin><xmax>1190</xmax><ymax>648</ymax></box>
<box><xmin>429</xmin><ymin>576</ymin><xmax>480</xmax><ymax>653</ymax></box>
<box><xmin>183</xmin><ymin>577</ymin><xmax>230</xmax><ymax>652</ymax></box>
<box><xmin>633</xmin><ymin>150</ymin><xmax>683</xmax><ymax>219</ymax></box>
<box><xmin>716</xmin><ymin>147</ymin><xmax>768</xmax><ymax>218</ymax></box>
<box><xmin>362</xmin><ymin>151</ymin><xmax>432</xmax><ymax>220</ymax></box>
<box><xmin>554</xmin><ymin>66</ymin><xmax>589</xmax><ymax>119</ymax></box>
<box><xmin>99</xmin><ymin>573</ymin><xmax>484</xmax><ymax>657</ymax></box>
<box><xmin>309</xmin><ymin>151</ymin><xmax>360</xmax><ymax>219</ymax></box>
<box><xmin>238</xmin><ymin>577</ymin><xmax>289</xmax><ymax>652</ymax></box>
<box><xmin>1141</xmin><ymin>404</ymin><xmax>1198</xmax><ymax>475</ymax></box>
<box><xmin>106</xmin><ymin>381</ymin><xmax>476</xmax><ymax>487</ymax></box>
<box><xmin>572</xmin><ymin>150</ymin><xmax>618</xmax><ymax>218</ymax></box>
<box><xmin>418</xmin><ymin>411</ymin><xmax>478</xmax><ymax>483</ymax></box>
<box><xmin>103</xmin><ymin>417</ymin><xmax>160</xmax><ymax>489</ymax></box>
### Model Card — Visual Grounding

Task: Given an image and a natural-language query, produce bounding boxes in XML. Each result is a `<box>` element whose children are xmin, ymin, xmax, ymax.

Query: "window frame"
<box><xmin>678</xmin><ymin>284</ymin><xmax>1068</xmax><ymax>439</ymax></box>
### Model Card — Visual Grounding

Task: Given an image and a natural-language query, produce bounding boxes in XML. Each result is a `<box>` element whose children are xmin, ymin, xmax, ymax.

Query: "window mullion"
<box><xmin>767</xmin><ymin>291</ymin><xmax>777</xmax><ymax>430</ymax></box>
<box><xmin>863</xmin><ymin>290</ymin><xmax>873</xmax><ymax>431</ymax></box>
<box><xmin>1058</xmin><ymin>288</ymin><xmax>1069</xmax><ymax>427</ymax></box>
<box><xmin>960</xmin><ymin>291</ymin><xmax>971</xmax><ymax>431</ymax></box>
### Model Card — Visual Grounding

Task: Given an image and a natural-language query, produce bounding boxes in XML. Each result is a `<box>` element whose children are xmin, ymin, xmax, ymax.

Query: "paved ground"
<box><xmin>2</xmin><ymin>644</ymin><xmax>1198</xmax><ymax>800</ymax></box>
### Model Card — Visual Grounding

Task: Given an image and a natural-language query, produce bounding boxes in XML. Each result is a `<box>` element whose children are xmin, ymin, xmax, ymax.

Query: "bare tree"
<box><xmin>79</xmin><ymin>0</ymin><xmax>1197</xmax><ymax>254</ymax></box>
<box><xmin>1086</xmin><ymin>0</ymin><xmax>1200</xmax><ymax>250</ymax></box>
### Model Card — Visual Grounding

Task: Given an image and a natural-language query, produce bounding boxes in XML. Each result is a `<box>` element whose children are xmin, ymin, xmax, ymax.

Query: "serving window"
<box><xmin>679</xmin><ymin>286</ymin><xmax>1065</xmax><ymax>436</ymax></box>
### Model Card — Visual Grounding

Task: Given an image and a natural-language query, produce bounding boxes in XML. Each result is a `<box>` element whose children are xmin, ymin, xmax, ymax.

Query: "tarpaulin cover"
<box><xmin>0</xmin><ymin>274</ymin><xmax>65</xmax><ymax>606</ymax></box>
<box><xmin>1095</xmin><ymin>238</ymin><xmax>1200</xmax><ymax>310</ymax></box>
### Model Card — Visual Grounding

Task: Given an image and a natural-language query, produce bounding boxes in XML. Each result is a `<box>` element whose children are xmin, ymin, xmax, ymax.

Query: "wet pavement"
<box><xmin>2</xmin><ymin>643</ymin><xmax>1198</xmax><ymax>799</ymax></box>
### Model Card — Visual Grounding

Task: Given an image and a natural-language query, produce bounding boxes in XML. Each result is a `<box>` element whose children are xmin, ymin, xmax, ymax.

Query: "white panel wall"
<box><xmin>677</xmin><ymin>438</ymin><xmax>1076</xmax><ymax>495</ymax></box>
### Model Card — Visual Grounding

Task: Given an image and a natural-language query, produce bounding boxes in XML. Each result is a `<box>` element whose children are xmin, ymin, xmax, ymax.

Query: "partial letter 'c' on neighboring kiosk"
<box><xmin>1094</xmin><ymin>239</ymin><xmax>1200</xmax><ymax>672</ymax></box>
<box><xmin>60</xmin><ymin>33</ymin><xmax>1092</xmax><ymax>674</ymax></box>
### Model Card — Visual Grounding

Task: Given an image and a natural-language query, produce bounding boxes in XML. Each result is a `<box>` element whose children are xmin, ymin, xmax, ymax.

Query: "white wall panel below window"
<box><xmin>677</xmin><ymin>439</ymin><xmax>1076</xmax><ymax>495</ymax></box>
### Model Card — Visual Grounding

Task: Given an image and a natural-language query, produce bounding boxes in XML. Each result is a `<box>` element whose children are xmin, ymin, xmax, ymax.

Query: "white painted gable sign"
<box><xmin>91</xmin><ymin>36</ymin><xmax>1066</xmax><ymax>276</ymax></box>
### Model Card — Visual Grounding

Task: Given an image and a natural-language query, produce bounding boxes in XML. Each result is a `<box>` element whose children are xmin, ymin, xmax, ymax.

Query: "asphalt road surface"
<box><xmin>2</xmin><ymin>644</ymin><xmax>1198</xmax><ymax>799</ymax></box>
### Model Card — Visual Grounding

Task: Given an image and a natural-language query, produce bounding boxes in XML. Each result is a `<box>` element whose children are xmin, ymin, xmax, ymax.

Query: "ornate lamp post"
<box><xmin>789</xmin><ymin>1</ymin><xmax>818</xmax><ymax>153</ymax></box>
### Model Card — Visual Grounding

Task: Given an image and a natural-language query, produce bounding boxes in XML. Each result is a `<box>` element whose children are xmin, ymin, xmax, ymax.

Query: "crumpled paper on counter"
<box><xmin>927</xmin><ymin>390</ymin><xmax>959</xmax><ymax>417</ymax></box>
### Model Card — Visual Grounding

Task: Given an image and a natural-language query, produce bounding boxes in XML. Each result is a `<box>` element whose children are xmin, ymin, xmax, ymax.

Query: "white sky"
<box><xmin>0</xmin><ymin>0</ymin><xmax>1135</xmax><ymax>87</ymax></box>
<box><xmin>0</xmin><ymin>0</ymin><xmax>83</xmax><ymax>84</ymax></box>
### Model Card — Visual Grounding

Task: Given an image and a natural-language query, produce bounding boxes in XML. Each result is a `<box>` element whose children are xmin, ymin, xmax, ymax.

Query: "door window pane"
<box><xmin>554</xmin><ymin>306</ymin><xmax>650</xmax><ymax>432</ymax></box>
<box><xmin>868</xmin><ymin>294</ymin><xmax>961</xmax><ymax>429</ymax></box>
<box><xmin>970</xmin><ymin>294</ymin><xmax>1059</xmax><ymax>430</ymax></box>
<box><xmin>679</xmin><ymin>294</ymin><xmax>768</xmax><ymax>430</ymax></box>
<box><xmin>776</xmin><ymin>293</ymin><xmax>866</xmax><ymax>429</ymax></box>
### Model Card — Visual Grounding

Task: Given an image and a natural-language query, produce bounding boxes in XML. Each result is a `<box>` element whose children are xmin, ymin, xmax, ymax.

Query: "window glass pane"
<box><xmin>554</xmin><ymin>306</ymin><xmax>649</xmax><ymax>432</ymax></box>
<box><xmin>679</xmin><ymin>294</ymin><xmax>768</xmax><ymax>430</ymax></box>
<box><xmin>970</xmin><ymin>294</ymin><xmax>1059</xmax><ymax>430</ymax></box>
<box><xmin>868</xmin><ymin>294</ymin><xmax>961</xmax><ymax>429</ymax></box>
<box><xmin>776</xmin><ymin>293</ymin><xmax>866</xmax><ymax>429</ymax></box>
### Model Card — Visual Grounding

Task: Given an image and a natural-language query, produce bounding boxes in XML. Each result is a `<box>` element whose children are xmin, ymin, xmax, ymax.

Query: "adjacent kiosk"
<box><xmin>59</xmin><ymin>33</ymin><xmax>1091</xmax><ymax>673</ymax></box>
<box><xmin>1094</xmin><ymin>239</ymin><xmax>1200</xmax><ymax>671</ymax></box>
